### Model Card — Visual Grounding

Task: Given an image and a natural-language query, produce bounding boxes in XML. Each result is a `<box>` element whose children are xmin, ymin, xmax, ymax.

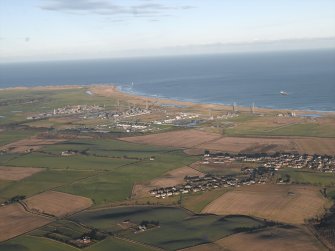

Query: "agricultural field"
<box><xmin>122</xmin><ymin>129</ymin><xmax>335</xmax><ymax>155</ymax></box>
<box><xmin>0</xmin><ymin>235</ymin><xmax>78</xmax><ymax>251</ymax></box>
<box><xmin>0</xmin><ymin>137</ymin><xmax>198</xmax><ymax>205</ymax></box>
<box><xmin>0</xmin><ymin>203</ymin><xmax>51</xmax><ymax>241</ymax></box>
<box><xmin>0</xmin><ymin>129</ymin><xmax>37</xmax><ymax>146</ymax></box>
<box><xmin>0</xmin><ymin>235</ymin><xmax>158</xmax><ymax>251</ymax></box>
<box><xmin>24</xmin><ymin>191</ymin><xmax>92</xmax><ymax>217</ymax></box>
<box><xmin>132</xmin><ymin>166</ymin><xmax>204</xmax><ymax>198</ymax></box>
<box><xmin>0</xmin><ymin>166</ymin><xmax>44</xmax><ymax>181</ymax></box>
<box><xmin>0</xmin><ymin>137</ymin><xmax>64</xmax><ymax>153</ymax></box>
<box><xmin>223</xmin><ymin>115</ymin><xmax>335</xmax><ymax>138</ymax></box>
<box><xmin>121</xmin><ymin>129</ymin><xmax>222</xmax><ymax>148</ymax></box>
<box><xmin>56</xmin><ymin>149</ymin><xmax>199</xmax><ymax>205</ymax></box>
<box><xmin>191</xmin><ymin>161</ymin><xmax>247</xmax><ymax>176</ymax></box>
<box><xmin>202</xmin><ymin>184</ymin><xmax>329</xmax><ymax>224</ymax></box>
<box><xmin>5</xmin><ymin>151</ymin><xmax>136</xmax><ymax>171</ymax></box>
<box><xmin>71</xmin><ymin>206</ymin><xmax>267</xmax><ymax>251</ymax></box>
<box><xmin>199</xmin><ymin>136</ymin><xmax>335</xmax><ymax>155</ymax></box>
<box><xmin>0</xmin><ymin>87</ymin><xmax>334</xmax><ymax>250</ymax></box>
<box><xmin>0</xmin><ymin>169</ymin><xmax>94</xmax><ymax>203</ymax></box>
<box><xmin>181</xmin><ymin>225</ymin><xmax>326</xmax><ymax>251</ymax></box>
<box><xmin>279</xmin><ymin>168</ymin><xmax>335</xmax><ymax>186</ymax></box>
<box><xmin>182</xmin><ymin>188</ymin><xmax>230</xmax><ymax>213</ymax></box>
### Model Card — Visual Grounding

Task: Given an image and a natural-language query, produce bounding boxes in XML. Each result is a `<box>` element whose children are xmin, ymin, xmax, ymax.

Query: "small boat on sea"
<box><xmin>280</xmin><ymin>91</ymin><xmax>288</xmax><ymax>96</ymax></box>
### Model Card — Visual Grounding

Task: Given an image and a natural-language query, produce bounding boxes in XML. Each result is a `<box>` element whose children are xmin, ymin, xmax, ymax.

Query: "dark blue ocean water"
<box><xmin>1</xmin><ymin>49</ymin><xmax>334</xmax><ymax>111</ymax></box>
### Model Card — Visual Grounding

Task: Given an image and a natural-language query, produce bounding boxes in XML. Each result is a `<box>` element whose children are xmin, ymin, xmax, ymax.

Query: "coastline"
<box><xmin>90</xmin><ymin>84</ymin><xmax>335</xmax><ymax>116</ymax></box>
<box><xmin>1</xmin><ymin>84</ymin><xmax>334</xmax><ymax>115</ymax></box>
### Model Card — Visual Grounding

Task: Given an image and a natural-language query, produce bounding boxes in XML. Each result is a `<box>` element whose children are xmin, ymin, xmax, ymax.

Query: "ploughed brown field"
<box><xmin>121</xmin><ymin>129</ymin><xmax>222</xmax><ymax>148</ymax></box>
<box><xmin>0</xmin><ymin>137</ymin><xmax>64</xmax><ymax>153</ymax></box>
<box><xmin>24</xmin><ymin>191</ymin><xmax>92</xmax><ymax>217</ymax></box>
<box><xmin>0</xmin><ymin>203</ymin><xmax>51</xmax><ymax>241</ymax></box>
<box><xmin>0</xmin><ymin>167</ymin><xmax>44</xmax><ymax>181</ymax></box>
<box><xmin>121</xmin><ymin>129</ymin><xmax>335</xmax><ymax>155</ymax></box>
<box><xmin>216</xmin><ymin>226</ymin><xmax>327</xmax><ymax>251</ymax></box>
<box><xmin>132</xmin><ymin>166</ymin><xmax>204</xmax><ymax>198</ymax></box>
<box><xmin>202</xmin><ymin>184</ymin><xmax>328</xmax><ymax>224</ymax></box>
<box><xmin>180</xmin><ymin>226</ymin><xmax>326</xmax><ymax>251</ymax></box>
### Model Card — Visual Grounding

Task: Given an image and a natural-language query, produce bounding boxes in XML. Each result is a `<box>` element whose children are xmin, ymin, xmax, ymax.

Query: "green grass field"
<box><xmin>0</xmin><ymin>235</ymin><xmax>153</xmax><ymax>251</ymax></box>
<box><xmin>279</xmin><ymin>168</ymin><xmax>335</xmax><ymax>186</ymax></box>
<box><xmin>7</xmin><ymin>152</ymin><xmax>136</xmax><ymax>171</ymax></box>
<box><xmin>0</xmin><ymin>130</ymin><xmax>37</xmax><ymax>146</ymax></box>
<box><xmin>56</xmin><ymin>150</ymin><xmax>199</xmax><ymax>205</ymax></box>
<box><xmin>43</xmin><ymin>139</ymin><xmax>175</xmax><ymax>158</ymax></box>
<box><xmin>71</xmin><ymin>206</ymin><xmax>266</xmax><ymax>250</ymax></box>
<box><xmin>0</xmin><ymin>138</ymin><xmax>198</xmax><ymax>205</ymax></box>
<box><xmin>182</xmin><ymin>188</ymin><xmax>230</xmax><ymax>213</ymax></box>
<box><xmin>0</xmin><ymin>169</ymin><xmax>94</xmax><ymax>202</ymax></box>
<box><xmin>0</xmin><ymin>235</ymin><xmax>78</xmax><ymax>251</ymax></box>
<box><xmin>327</xmin><ymin>187</ymin><xmax>335</xmax><ymax>201</ymax></box>
<box><xmin>86</xmin><ymin>237</ymin><xmax>156</xmax><ymax>251</ymax></box>
<box><xmin>32</xmin><ymin>220</ymin><xmax>90</xmax><ymax>240</ymax></box>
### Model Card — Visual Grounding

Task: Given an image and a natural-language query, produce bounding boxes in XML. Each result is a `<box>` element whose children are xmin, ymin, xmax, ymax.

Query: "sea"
<box><xmin>1</xmin><ymin>49</ymin><xmax>334</xmax><ymax>111</ymax></box>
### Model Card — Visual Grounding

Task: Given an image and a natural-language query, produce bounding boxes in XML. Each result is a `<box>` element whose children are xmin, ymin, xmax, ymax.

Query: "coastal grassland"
<box><xmin>0</xmin><ymin>87</ymin><xmax>119</xmax><ymax>114</ymax></box>
<box><xmin>71</xmin><ymin>206</ymin><xmax>266</xmax><ymax>251</ymax></box>
<box><xmin>0</xmin><ymin>169</ymin><xmax>94</xmax><ymax>202</ymax></box>
<box><xmin>182</xmin><ymin>188</ymin><xmax>230</xmax><ymax>213</ymax></box>
<box><xmin>0</xmin><ymin>87</ymin><xmax>124</xmax><ymax>128</ymax></box>
<box><xmin>56</xmin><ymin>151</ymin><xmax>199</xmax><ymax>205</ymax></box>
<box><xmin>279</xmin><ymin>168</ymin><xmax>335</xmax><ymax>186</ymax></box>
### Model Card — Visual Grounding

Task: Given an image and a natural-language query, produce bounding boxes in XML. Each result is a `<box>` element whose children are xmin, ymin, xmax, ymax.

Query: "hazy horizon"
<box><xmin>1</xmin><ymin>0</ymin><xmax>335</xmax><ymax>62</ymax></box>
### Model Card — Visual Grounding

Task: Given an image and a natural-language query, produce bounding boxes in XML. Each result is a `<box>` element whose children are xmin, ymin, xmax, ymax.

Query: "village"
<box><xmin>25</xmin><ymin>103</ymin><xmax>209</xmax><ymax>133</ymax></box>
<box><xmin>149</xmin><ymin>152</ymin><xmax>335</xmax><ymax>199</ymax></box>
<box><xmin>203</xmin><ymin>152</ymin><xmax>335</xmax><ymax>173</ymax></box>
<box><xmin>150</xmin><ymin>166</ymin><xmax>276</xmax><ymax>199</ymax></box>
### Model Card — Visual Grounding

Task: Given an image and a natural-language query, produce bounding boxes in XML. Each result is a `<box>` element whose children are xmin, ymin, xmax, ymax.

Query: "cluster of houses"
<box><xmin>85</xmin><ymin>106</ymin><xmax>151</xmax><ymax>120</ymax></box>
<box><xmin>277</xmin><ymin>112</ymin><xmax>297</xmax><ymax>117</ymax></box>
<box><xmin>150</xmin><ymin>166</ymin><xmax>275</xmax><ymax>199</ymax></box>
<box><xmin>203</xmin><ymin>152</ymin><xmax>335</xmax><ymax>173</ymax></box>
<box><xmin>53</xmin><ymin>105</ymin><xmax>104</xmax><ymax>115</ymax></box>
<box><xmin>215</xmin><ymin>112</ymin><xmax>240</xmax><ymax>120</ymax></box>
<box><xmin>153</xmin><ymin>112</ymin><xmax>200</xmax><ymax>125</ymax></box>
<box><xmin>26</xmin><ymin>104</ymin><xmax>104</xmax><ymax>120</ymax></box>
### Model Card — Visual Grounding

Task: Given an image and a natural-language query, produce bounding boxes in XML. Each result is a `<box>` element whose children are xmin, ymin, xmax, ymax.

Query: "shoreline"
<box><xmin>116</xmin><ymin>85</ymin><xmax>335</xmax><ymax>115</ymax></box>
<box><xmin>1</xmin><ymin>84</ymin><xmax>334</xmax><ymax>115</ymax></box>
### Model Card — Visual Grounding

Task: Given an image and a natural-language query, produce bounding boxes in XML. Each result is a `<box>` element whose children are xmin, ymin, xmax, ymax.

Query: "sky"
<box><xmin>0</xmin><ymin>0</ymin><xmax>335</xmax><ymax>62</ymax></box>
